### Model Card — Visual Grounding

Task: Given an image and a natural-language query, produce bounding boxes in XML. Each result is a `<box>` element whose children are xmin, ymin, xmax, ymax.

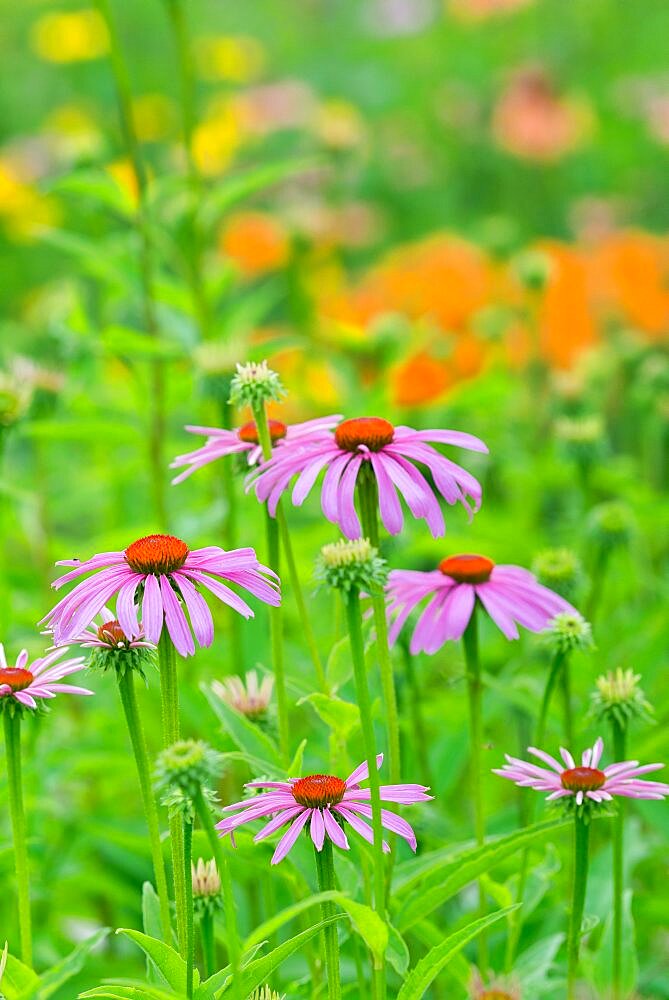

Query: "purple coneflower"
<box><xmin>387</xmin><ymin>553</ymin><xmax>576</xmax><ymax>652</ymax></box>
<box><xmin>76</xmin><ymin>607</ymin><xmax>155</xmax><ymax>651</ymax></box>
<box><xmin>217</xmin><ymin>754</ymin><xmax>431</xmax><ymax>865</ymax></box>
<box><xmin>171</xmin><ymin>415</ymin><xmax>342</xmax><ymax>482</ymax></box>
<box><xmin>470</xmin><ymin>968</ymin><xmax>521</xmax><ymax>1000</ymax></box>
<box><xmin>247</xmin><ymin>416</ymin><xmax>487</xmax><ymax>539</ymax></box>
<box><xmin>40</xmin><ymin>534</ymin><xmax>280</xmax><ymax>658</ymax></box>
<box><xmin>0</xmin><ymin>643</ymin><xmax>91</xmax><ymax>710</ymax></box>
<box><xmin>494</xmin><ymin>737</ymin><xmax>669</xmax><ymax>805</ymax></box>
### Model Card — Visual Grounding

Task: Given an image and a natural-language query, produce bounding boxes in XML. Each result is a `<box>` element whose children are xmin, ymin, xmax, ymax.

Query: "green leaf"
<box><xmin>244</xmin><ymin>891</ymin><xmax>341</xmax><ymax>950</ymax></box>
<box><xmin>78</xmin><ymin>985</ymin><xmax>189</xmax><ymax>1000</ymax></box>
<box><xmin>116</xmin><ymin>928</ymin><xmax>190</xmax><ymax>994</ymax></box>
<box><xmin>332</xmin><ymin>896</ymin><xmax>387</xmax><ymax>962</ymax></box>
<box><xmin>18</xmin><ymin>419</ymin><xmax>139</xmax><ymax>444</ymax></box>
<box><xmin>48</xmin><ymin>169</ymin><xmax>134</xmax><ymax>216</ymax></box>
<box><xmin>0</xmin><ymin>952</ymin><xmax>40</xmax><ymax>1000</ymax></box>
<box><xmin>299</xmin><ymin>693</ymin><xmax>360</xmax><ymax>740</ymax></box>
<box><xmin>325</xmin><ymin>635</ymin><xmax>352</xmax><ymax>691</ymax></box>
<box><xmin>396</xmin><ymin>907</ymin><xmax>518</xmax><ymax>1000</ymax></box>
<box><xmin>287</xmin><ymin>738</ymin><xmax>307</xmax><ymax>776</ymax></box>
<box><xmin>38</xmin><ymin>929</ymin><xmax>110</xmax><ymax>999</ymax></box>
<box><xmin>386</xmin><ymin>923</ymin><xmax>410</xmax><ymax>977</ymax></box>
<box><xmin>38</xmin><ymin>227</ymin><xmax>130</xmax><ymax>288</ymax></box>
<box><xmin>395</xmin><ymin>818</ymin><xmax>569</xmax><ymax>931</ymax></box>
<box><xmin>142</xmin><ymin>882</ymin><xmax>164</xmax><ymax>942</ymax></box>
<box><xmin>201</xmin><ymin>159</ymin><xmax>320</xmax><ymax>226</ymax></box>
<box><xmin>231</xmin><ymin>916</ymin><xmax>344</xmax><ymax>998</ymax></box>
<box><xmin>203</xmin><ymin>685</ymin><xmax>282</xmax><ymax>772</ymax></box>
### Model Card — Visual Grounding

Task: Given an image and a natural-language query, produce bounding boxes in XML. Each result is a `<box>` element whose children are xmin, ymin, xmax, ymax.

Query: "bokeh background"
<box><xmin>1</xmin><ymin>0</ymin><xmax>668</xmax><ymax>996</ymax></box>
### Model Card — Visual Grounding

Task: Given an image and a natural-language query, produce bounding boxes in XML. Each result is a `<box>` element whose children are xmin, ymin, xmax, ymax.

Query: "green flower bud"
<box><xmin>229</xmin><ymin>360</ymin><xmax>285</xmax><ymax>408</ymax></box>
<box><xmin>317</xmin><ymin>538</ymin><xmax>388</xmax><ymax>594</ymax></box>
<box><xmin>532</xmin><ymin>548</ymin><xmax>584</xmax><ymax>601</ymax></box>
<box><xmin>542</xmin><ymin>612</ymin><xmax>594</xmax><ymax>655</ymax></box>
<box><xmin>192</xmin><ymin>858</ymin><xmax>224</xmax><ymax>918</ymax></box>
<box><xmin>154</xmin><ymin>740</ymin><xmax>223</xmax><ymax>805</ymax></box>
<box><xmin>554</xmin><ymin>414</ymin><xmax>606</xmax><ymax>466</ymax></box>
<box><xmin>590</xmin><ymin>668</ymin><xmax>654</xmax><ymax>729</ymax></box>
<box><xmin>587</xmin><ymin>501</ymin><xmax>635</xmax><ymax>550</ymax></box>
<box><xmin>512</xmin><ymin>249</ymin><xmax>553</xmax><ymax>292</ymax></box>
<box><xmin>249</xmin><ymin>988</ymin><xmax>285</xmax><ymax>1000</ymax></box>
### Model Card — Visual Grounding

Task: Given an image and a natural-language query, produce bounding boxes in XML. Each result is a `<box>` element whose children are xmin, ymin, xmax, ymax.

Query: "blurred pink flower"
<box><xmin>0</xmin><ymin>643</ymin><xmax>91</xmax><ymax>710</ymax></box>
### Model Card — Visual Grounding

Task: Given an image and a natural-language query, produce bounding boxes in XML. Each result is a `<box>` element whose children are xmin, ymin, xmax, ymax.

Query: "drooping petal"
<box><xmin>160</xmin><ymin>575</ymin><xmax>195</xmax><ymax>657</ymax></box>
<box><xmin>271</xmin><ymin>809</ymin><xmax>312</xmax><ymax>864</ymax></box>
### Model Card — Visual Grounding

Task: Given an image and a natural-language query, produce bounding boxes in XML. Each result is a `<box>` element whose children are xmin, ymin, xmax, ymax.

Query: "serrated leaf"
<box><xmin>394</xmin><ymin>818</ymin><xmax>569</xmax><ymax>931</ymax></box>
<box><xmin>38</xmin><ymin>929</ymin><xmax>110</xmax><ymax>999</ymax></box>
<box><xmin>397</xmin><ymin>907</ymin><xmax>517</xmax><ymax>1000</ymax></box>
<box><xmin>203</xmin><ymin>685</ymin><xmax>282</xmax><ymax>772</ymax></box>
<box><xmin>299</xmin><ymin>693</ymin><xmax>360</xmax><ymax>739</ymax></box>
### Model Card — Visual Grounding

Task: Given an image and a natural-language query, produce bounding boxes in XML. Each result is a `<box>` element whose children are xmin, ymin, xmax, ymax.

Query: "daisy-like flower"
<box><xmin>387</xmin><ymin>553</ymin><xmax>576</xmax><ymax>652</ymax></box>
<box><xmin>212</xmin><ymin>670</ymin><xmax>273</xmax><ymax>720</ymax></box>
<box><xmin>0</xmin><ymin>643</ymin><xmax>92</xmax><ymax>710</ymax></box>
<box><xmin>40</xmin><ymin>534</ymin><xmax>281</xmax><ymax>658</ymax></box>
<box><xmin>170</xmin><ymin>414</ymin><xmax>343</xmax><ymax>483</ymax></box>
<box><xmin>470</xmin><ymin>967</ymin><xmax>521</xmax><ymax>1000</ymax></box>
<box><xmin>494</xmin><ymin>737</ymin><xmax>669</xmax><ymax>806</ymax></box>
<box><xmin>246</xmin><ymin>416</ymin><xmax>488</xmax><ymax>539</ymax></box>
<box><xmin>217</xmin><ymin>754</ymin><xmax>432</xmax><ymax>865</ymax></box>
<box><xmin>76</xmin><ymin>607</ymin><xmax>155</xmax><ymax>651</ymax></box>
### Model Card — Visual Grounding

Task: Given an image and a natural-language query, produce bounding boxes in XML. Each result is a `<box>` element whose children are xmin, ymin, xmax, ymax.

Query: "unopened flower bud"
<box><xmin>532</xmin><ymin>548</ymin><xmax>584</xmax><ymax>601</ymax></box>
<box><xmin>587</xmin><ymin>501</ymin><xmax>635</xmax><ymax>550</ymax></box>
<box><xmin>154</xmin><ymin>740</ymin><xmax>223</xmax><ymax>805</ymax></box>
<box><xmin>543</xmin><ymin>611</ymin><xmax>594</xmax><ymax>655</ymax></box>
<box><xmin>318</xmin><ymin>538</ymin><xmax>388</xmax><ymax>593</ymax></box>
<box><xmin>212</xmin><ymin>670</ymin><xmax>273</xmax><ymax>720</ymax></box>
<box><xmin>591</xmin><ymin>668</ymin><xmax>654</xmax><ymax>728</ymax></box>
<box><xmin>229</xmin><ymin>360</ymin><xmax>284</xmax><ymax>408</ymax></box>
<box><xmin>249</xmin><ymin>988</ymin><xmax>285</xmax><ymax>1000</ymax></box>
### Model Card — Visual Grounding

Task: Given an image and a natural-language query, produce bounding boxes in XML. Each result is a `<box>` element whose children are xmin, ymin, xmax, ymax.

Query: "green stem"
<box><xmin>462</xmin><ymin>609</ymin><xmax>487</xmax><ymax>972</ymax></box>
<box><xmin>184</xmin><ymin>817</ymin><xmax>194</xmax><ymax>999</ymax></box>
<box><xmin>158</xmin><ymin>633</ymin><xmax>187</xmax><ymax>957</ymax></box>
<box><xmin>585</xmin><ymin>547</ymin><xmax>610</xmax><ymax>624</ymax></box>
<box><xmin>611</xmin><ymin>719</ymin><xmax>627</xmax><ymax>1000</ymax></box>
<box><xmin>344</xmin><ymin>588</ymin><xmax>386</xmax><ymax>1000</ymax></box>
<box><xmin>200</xmin><ymin>909</ymin><xmax>215</xmax><ymax>979</ymax></box>
<box><xmin>94</xmin><ymin>0</ymin><xmax>167</xmax><ymax>527</ymax></box>
<box><xmin>220</xmin><ymin>399</ymin><xmax>243</xmax><ymax>667</ymax></box>
<box><xmin>194</xmin><ymin>787</ymin><xmax>241</xmax><ymax>1000</ymax></box>
<box><xmin>567</xmin><ymin>814</ymin><xmax>591</xmax><ymax>999</ymax></box>
<box><xmin>251</xmin><ymin>400</ymin><xmax>289</xmax><ymax>761</ymax></box>
<box><xmin>560</xmin><ymin>657</ymin><xmax>574</xmax><ymax>748</ymax></box>
<box><xmin>117</xmin><ymin>669</ymin><xmax>172</xmax><ymax>941</ymax></box>
<box><xmin>3</xmin><ymin>711</ymin><xmax>32</xmax><ymax>966</ymax></box>
<box><xmin>401</xmin><ymin>642</ymin><xmax>432</xmax><ymax>787</ymax></box>
<box><xmin>314</xmin><ymin>840</ymin><xmax>342</xmax><ymax>1000</ymax></box>
<box><xmin>506</xmin><ymin>650</ymin><xmax>566</xmax><ymax>969</ymax></box>
<box><xmin>277</xmin><ymin>504</ymin><xmax>327</xmax><ymax>692</ymax></box>
<box><xmin>357</xmin><ymin>472</ymin><xmax>401</xmax><ymax>787</ymax></box>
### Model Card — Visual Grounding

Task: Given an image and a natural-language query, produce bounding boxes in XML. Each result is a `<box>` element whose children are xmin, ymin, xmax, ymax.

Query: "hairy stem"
<box><xmin>567</xmin><ymin>814</ymin><xmax>590</xmax><ymax>998</ymax></box>
<box><xmin>611</xmin><ymin>719</ymin><xmax>627</xmax><ymax>1000</ymax></box>
<box><xmin>184</xmin><ymin>817</ymin><xmax>194</xmax><ymax>999</ymax></box>
<box><xmin>3</xmin><ymin>711</ymin><xmax>32</xmax><ymax>966</ymax></box>
<box><xmin>117</xmin><ymin>668</ymin><xmax>172</xmax><ymax>940</ymax></box>
<box><xmin>314</xmin><ymin>839</ymin><xmax>342</xmax><ymax>1000</ymax></box>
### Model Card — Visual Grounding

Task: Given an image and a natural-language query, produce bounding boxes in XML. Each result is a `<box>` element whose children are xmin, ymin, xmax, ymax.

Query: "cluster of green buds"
<box><xmin>590</xmin><ymin>668</ymin><xmax>654</xmax><ymax>729</ymax></box>
<box><xmin>229</xmin><ymin>360</ymin><xmax>285</xmax><ymax>408</ymax></box>
<box><xmin>554</xmin><ymin>414</ymin><xmax>606</xmax><ymax>467</ymax></box>
<box><xmin>586</xmin><ymin>500</ymin><xmax>635</xmax><ymax>551</ymax></box>
<box><xmin>542</xmin><ymin>611</ymin><xmax>594</xmax><ymax>655</ymax></box>
<box><xmin>532</xmin><ymin>547</ymin><xmax>584</xmax><ymax>601</ymax></box>
<box><xmin>317</xmin><ymin>538</ymin><xmax>388</xmax><ymax>595</ymax></box>
<box><xmin>154</xmin><ymin>740</ymin><xmax>223</xmax><ymax>820</ymax></box>
<box><xmin>191</xmin><ymin>858</ymin><xmax>223</xmax><ymax>919</ymax></box>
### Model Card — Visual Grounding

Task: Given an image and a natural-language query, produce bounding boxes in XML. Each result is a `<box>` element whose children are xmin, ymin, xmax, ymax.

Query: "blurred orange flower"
<box><xmin>589</xmin><ymin>232</ymin><xmax>669</xmax><ymax>339</ymax></box>
<box><xmin>220</xmin><ymin>212</ymin><xmax>290</xmax><ymax>276</ymax></box>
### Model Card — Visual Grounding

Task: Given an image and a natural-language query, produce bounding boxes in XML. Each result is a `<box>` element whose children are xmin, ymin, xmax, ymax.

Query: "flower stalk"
<box><xmin>357</xmin><ymin>471</ymin><xmax>401</xmax><ymax>787</ymax></box>
<box><xmin>3</xmin><ymin>711</ymin><xmax>32</xmax><ymax>966</ymax></box>
<box><xmin>314</xmin><ymin>839</ymin><xmax>342</xmax><ymax>1000</ymax></box>
<box><xmin>184</xmin><ymin>817</ymin><xmax>194</xmax><ymax>999</ymax></box>
<box><xmin>567</xmin><ymin>814</ymin><xmax>590</xmax><ymax>998</ymax></box>
<box><xmin>116</xmin><ymin>668</ymin><xmax>172</xmax><ymax>940</ymax></box>
<box><xmin>462</xmin><ymin>608</ymin><xmax>488</xmax><ymax>972</ymax></box>
<box><xmin>611</xmin><ymin>717</ymin><xmax>626</xmax><ymax>1000</ymax></box>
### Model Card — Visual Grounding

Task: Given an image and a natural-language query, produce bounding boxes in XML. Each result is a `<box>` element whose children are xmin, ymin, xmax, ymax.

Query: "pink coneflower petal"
<box><xmin>345</xmin><ymin>753</ymin><xmax>384</xmax><ymax>787</ymax></box>
<box><xmin>0</xmin><ymin>644</ymin><xmax>92</xmax><ymax>710</ymax></box>
<box><xmin>272</xmin><ymin>810</ymin><xmax>312</xmax><ymax>864</ymax></box>
<box><xmin>334</xmin><ymin>805</ymin><xmax>390</xmax><ymax>853</ymax></box>
<box><xmin>323</xmin><ymin>808</ymin><xmax>350</xmax><ymax>850</ymax></box>
<box><xmin>254</xmin><ymin>808</ymin><xmax>304</xmax><ymax>842</ymax></box>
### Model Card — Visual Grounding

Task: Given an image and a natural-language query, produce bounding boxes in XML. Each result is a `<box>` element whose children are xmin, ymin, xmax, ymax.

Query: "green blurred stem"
<box><xmin>3</xmin><ymin>711</ymin><xmax>32</xmax><ymax>966</ymax></box>
<box><xmin>357</xmin><ymin>472</ymin><xmax>401</xmax><ymax>787</ymax></box>
<box><xmin>94</xmin><ymin>0</ymin><xmax>167</xmax><ymax>527</ymax></box>
<box><xmin>200</xmin><ymin>909</ymin><xmax>215</xmax><ymax>979</ymax></box>
<box><xmin>344</xmin><ymin>588</ymin><xmax>386</xmax><ymax>1000</ymax></box>
<box><xmin>220</xmin><ymin>398</ymin><xmax>243</xmax><ymax>667</ymax></box>
<box><xmin>314</xmin><ymin>840</ymin><xmax>342</xmax><ymax>1000</ymax></box>
<box><xmin>117</xmin><ymin>668</ymin><xmax>172</xmax><ymax>941</ymax></box>
<box><xmin>401</xmin><ymin>642</ymin><xmax>432</xmax><ymax>787</ymax></box>
<box><xmin>611</xmin><ymin>718</ymin><xmax>627</xmax><ymax>1000</ymax></box>
<box><xmin>184</xmin><ymin>816</ymin><xmax>194</xmax><ymax>1000</ymax></box>
<box><xmin>158</xmin><ymin>632</ymin><xmax>188</xmax><ymax>957</ymax></box>
<box><xmin>506</xmin><ymin>650</ymin><xmax>566</xmax><ymax>969</ymax></box>
<box><xmin>251</xmin><ymin>399</ymin><xmax>289</xmax><ymax>760</ymax></box>
<box><xmin>194</xmin><ymin>787</ymin><xmax>242</xmax><ymax>1000</ymax></box>
<box><xmin>567</xmin><ymin>814</ymin><xmax>590</xmax><ymax>999</ymax></box>
<box><xmin>462</xmin><ymin>609</ymin><xmax>488</xmax><ymax>973</ymax></box>
<box><xmin>560</xmin><ymin>656</ymin><xmax>574</xmax><ymax>748</ymax></box>
<box><xmin>585</xmin><ymin>547</ymin><xmax>610</xmax><ymax>624</ymax></box>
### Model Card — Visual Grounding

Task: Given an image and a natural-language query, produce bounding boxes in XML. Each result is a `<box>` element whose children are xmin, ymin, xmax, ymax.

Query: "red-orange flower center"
<box><xmin>97</xmin><ymin>620</ymin><xmax>129</xmax><ymax>646</ymax></box>
<box><xmin>0</xmin><ymin>667</ymin><xmax>34</xmax><ymax>692</ymax></box>
<box><xmin>480</xmin><ymin>992</ymin><xmax>516</xmax><ymax>1000</ymax></box>
<box><xmin>334</xmin><ymin>417</ymin><xmax>394</xmax><ymax>453</ymax></box>
<box><xmin>292</xmin><ymin>774</ymin><xmax>347</xmax><ymax>808</ymax></box>
<box><xmin>439</xmin><ymin>554</ymin><xmax>495</xmax><ymax>583</ymax></box>
<box><xmin>238</xmin><ymin>419</ymin><xmax>288</xmax><ymax>445</ymax></box>
<box><xmin>125</xmin><ymin>534</ymin><xmax>189</xmax><ymax>575</ymax></box>
<box><xmin>561</xmin><ymin>767</ymin><xmax>606</xmax><ymax>792</ymax></box>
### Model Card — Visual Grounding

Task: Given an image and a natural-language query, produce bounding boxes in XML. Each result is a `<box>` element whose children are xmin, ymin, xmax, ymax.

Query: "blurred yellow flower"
<box><xmin>192</xmin><ymin>101</ymin><xmax>241</xmax><ymax>176</ymax></box>
<box><xmin>314</xmin><ymin>99</ymin><xmax>366</xmax><ymax>150</ymax></box>
<box><xmin>132</xmin><ymin>94</ymin><xmax>177</xmax><ymax>143</ymax></box>
<box><xmin>31</xmin><ymin>9</ymin><xmax>109</xmax><ymax>64</ymax></box>
<box><xmin>45</xmin><ymin>103</ymin><xmax>103</xmax><ymax>160</ymax></box>
<box><xmin>106</xmin><ymin>159</ymin><xmax>140</xmax><ymax>206</ymax></box>
<box><xmin>195</xmin><ymin>35</ymin><xmax>266</xmax><ymax>83</ymax></box>
<box><xmin>0</xmin><ymin>161</ymin><xmax>61</xmax><ymax>243</ymax></box>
